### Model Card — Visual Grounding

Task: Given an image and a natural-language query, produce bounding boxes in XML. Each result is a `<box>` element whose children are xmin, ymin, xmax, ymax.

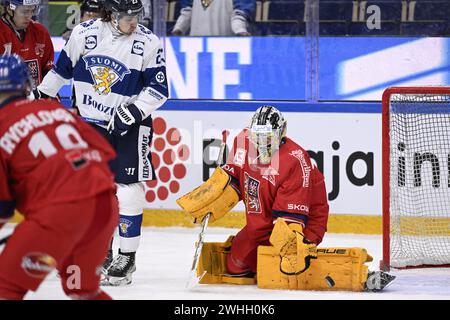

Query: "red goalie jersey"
<box><xmin>222</xmin><ymin>129</ymin><xmax>329</xmax><ymax>245</ymax></box>
<box><xmin>0</xmin><ymin>98</ymin><xmax>116</xmax><ymax>221</ymax></box>
<box><xmin>0</xmin><ymin>18</ymin><xmax>54</xmax><ymax>88</ymax></box>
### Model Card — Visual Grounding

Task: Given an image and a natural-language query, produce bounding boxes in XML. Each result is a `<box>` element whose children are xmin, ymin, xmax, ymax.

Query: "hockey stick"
<box><xmin>80</xmin><ymin>117</ymin><xmax>108</xmax><ymax>126</ymax></box>
<box><xmin>186</xmin><ymin>130</ymin><xmax>229</xmax><ymax>289</ymax></box>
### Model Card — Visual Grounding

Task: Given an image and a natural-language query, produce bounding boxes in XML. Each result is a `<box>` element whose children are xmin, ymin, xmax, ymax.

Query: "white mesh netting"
<box><xmin>388</xmin><ymin>92</ymin><xmax>450</xmax><ymax>268</ymax></box>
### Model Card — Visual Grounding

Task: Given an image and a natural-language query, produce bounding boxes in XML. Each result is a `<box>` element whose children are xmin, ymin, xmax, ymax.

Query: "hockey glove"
<box><xmin>31</xmin><ymin>89</ymin><xmax>51</xmax><ymax>100</ymax></box>
<box><xmin>269</xmin><ymin>218</ymin><xmax>317</xmax><ymax>275</ymax></box>
<box><xmin>107</xmin><ymin>104</ymin><xmax>143</xmax><ymax>137</ymax></box>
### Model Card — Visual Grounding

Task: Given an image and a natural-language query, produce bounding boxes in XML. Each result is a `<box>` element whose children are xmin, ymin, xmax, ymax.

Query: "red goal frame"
<box><xmin>380</xmin><ymin>86</ymin><xmax>450</xmax><ymax>271</ymax></box>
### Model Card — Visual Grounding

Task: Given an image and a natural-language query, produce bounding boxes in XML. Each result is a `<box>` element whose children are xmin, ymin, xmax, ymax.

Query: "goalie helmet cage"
<box><xmin>381</xmin><ymin>86</ymin><xmax>450</xmax><ymax>271</ymax></box>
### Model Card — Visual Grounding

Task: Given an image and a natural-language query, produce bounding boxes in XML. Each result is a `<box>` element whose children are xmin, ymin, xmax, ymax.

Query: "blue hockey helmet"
<box><xmin>0</xmin><ymin>54</ymin><xmax>32</xmax><ymax>93</ymax></box>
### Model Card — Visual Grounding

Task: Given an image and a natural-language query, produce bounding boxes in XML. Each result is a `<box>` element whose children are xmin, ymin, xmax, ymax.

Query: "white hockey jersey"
<box><xmin>38</xmin><ymin>19</ymin><xmax>169</xmax><ymax>126</ymax></box>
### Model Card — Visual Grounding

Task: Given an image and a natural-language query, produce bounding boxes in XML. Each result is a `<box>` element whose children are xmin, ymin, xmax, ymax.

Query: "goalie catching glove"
<box><xmin>176</xmin><ymin>167</ymin><xmax>239</xmax><ymax>223</ymax></box>
<box><xmin>269</xmin><ymin>218</ymin><xmax>317</xmax><ymax>275</ymax></box>
<box><xmin>108</xmin><ymin>103</ymin><xmax>143</xmax><ymax>137</ymax></box>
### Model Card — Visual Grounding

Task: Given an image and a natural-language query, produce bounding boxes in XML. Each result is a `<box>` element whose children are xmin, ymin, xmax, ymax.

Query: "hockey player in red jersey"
<box><xmin>178</xmin><ymin>106</ymin><xmax>396</xmax><ymax>292</ymax></box>
<box><xmin>222</xmin><ymin>106</ymin><xmax>329</xmax><ymax>275</ymax></box>
<box><xmin>0</xmin><ymin>54</ymin><xmax>118</xmax><ymax>300</ymax></box>
<box><xmin>0</xmin><ymin>0</ymin><xmax>54</xmax><ymax>88</ymax></box>
<box><xmin>178</xmin><ymin>105</ymin><xmax>328</xmax><ymax>275</ymax></box>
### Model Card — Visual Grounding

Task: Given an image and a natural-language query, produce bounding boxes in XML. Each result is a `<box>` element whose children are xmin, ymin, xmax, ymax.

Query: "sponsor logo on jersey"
<box><xmin>138</xmin><ymin>25</ymin><xmax>153</xmax><ymax>36</ymax></box>
<box><xmin>287</xmin><ymin>203</ymin><xmax>309</xmax><ymax>213</ymax></box>
<box><xmin>140</xmin><ymin>133</ymin><xmax>151</xmax><ymax>179</ymax></box>
<box><xmin>155</xmin><ymin>71</ymin><xmax>165</xmax><ymax>84</ymax></box>
<box><xmin>244</xmin><ymin>172</ymin><xmax>261</xmax><ymax>214</ymax></box>
<box><xmin>119</xmin><ymin>218</ymin><xmax>133</xmax><ymax>235</ymax></box>
<box><xmin>83</xmin><ymin>55</ymin><xmax>130</xmax><ymax>95</ymax></box>
<box><xmin>66</xmin><ymin>149</ymin><xmax>102</xmax><ymax>170</ymax></box>
<box><xmin>34</xmin><ymin>43</ymin><xmax>45</xmax><ymax>58</ymax></box>
<box><xmin>82</xmin><ymin>94</ymin><xmax>115</xmax><ymax>116</ymax></box>
<box><xmin>21</xmin><ymin>253</ymin><xmax>57</xmax><ymax>279</ymax></box>
<box><xmin>145</xmin><ymin>87</ymin><xmax>164</xmax><ymax>100</ymax></box>
<box><xmin>80</xmin><ymin>19</ymin><xmax>95</xmax><ymax>28</ymax></box>
<box><xmin>85</xmin><ymin>35</ymin><xmax>97</xmax><ymax>50</ymax></box>
<box><xmin>289</xmin><ymin>149</ymin><xmax>311</xmax><ymax>188</ymax></box>
<box><xmin>222</xmin><ymin>164</ymin><xmax>235</xmax><ymax>174</ymax></box>
<box><xmin>131</xmin><ymin>40</ymin><xmax>144</xmax><ymax>56</ymax></box>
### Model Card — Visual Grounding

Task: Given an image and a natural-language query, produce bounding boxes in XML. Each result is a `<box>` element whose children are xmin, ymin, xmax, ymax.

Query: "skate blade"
<box><xmin>100</xmin><ymin>277</ymin><xmax>112</xmax><ymax>286</ymax></box>
<box><xmin>106</xmin><ymin>274</ymin><xmax>133</xmax><ymax>286</ymax></box>
<box><xmin>366</xmin><ymin>272</ymin><xmax>396</xmax><ymax>292</ymax></box>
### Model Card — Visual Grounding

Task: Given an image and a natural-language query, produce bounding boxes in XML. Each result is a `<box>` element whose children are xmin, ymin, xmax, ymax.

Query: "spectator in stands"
<box><xmin>171</xmin><ymin>0</ymin><xmax>255</xmax><ymax>36</ymax></box>
<box><xmin>139</xmin><ymin>0</ymin><xmax>152</xmax><ymax>28</ymax></box>
<box><xmin>62</xmin><ymin>0</ymin><xmax>104</xmax><ymax>42</ymax></box>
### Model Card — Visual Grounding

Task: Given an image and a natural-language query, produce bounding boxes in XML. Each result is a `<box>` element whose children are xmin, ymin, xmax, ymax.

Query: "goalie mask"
<box><xmin>249</xmin><ymin>106</ymin><xmax>287</xmax><ymax>165</ymax></box>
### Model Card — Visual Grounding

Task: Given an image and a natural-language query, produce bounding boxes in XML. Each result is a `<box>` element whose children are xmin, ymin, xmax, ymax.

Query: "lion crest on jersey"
<box><xmin>201</xmin><ymin>0</ymin><xmax>213</xmax><ymax>9</ymax></box>
<box><xmin>244</xmin><ymin>172</ymin><xmax>261</xmax><ymax>214</ymax></box>
<box><xmin>83</xmin><ymin>55</ymin><xmax>130</xmax><ymax>95</ymax></box>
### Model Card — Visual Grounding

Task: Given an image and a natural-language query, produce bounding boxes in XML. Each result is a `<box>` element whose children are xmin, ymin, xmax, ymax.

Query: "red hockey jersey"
<box><xmin>0</xmin><ymin>18</ymin><xmax>54</xmax><ymax>88</ymax></box>
<box><xmin>222</xmin><ymin>129</ymin><xmax>329</xmax><ymax>244</ymax></box>
<box><xmin>0</xmin><ymin>98</ymin><xmax>116</xmax><ymax>221</ymax></box>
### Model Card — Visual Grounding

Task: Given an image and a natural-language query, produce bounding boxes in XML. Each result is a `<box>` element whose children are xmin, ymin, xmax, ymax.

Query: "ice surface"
<box><xmin>0</xmin><ymin>225</ymin><xmax>449</xmax><ymax>300</ymax></box>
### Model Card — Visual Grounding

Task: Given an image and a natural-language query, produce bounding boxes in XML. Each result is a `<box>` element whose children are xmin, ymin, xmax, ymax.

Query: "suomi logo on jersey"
<box><xmin>83</xmin><ymin>55</ymin><xmax>130</xmax><ymax>95</ymax></box>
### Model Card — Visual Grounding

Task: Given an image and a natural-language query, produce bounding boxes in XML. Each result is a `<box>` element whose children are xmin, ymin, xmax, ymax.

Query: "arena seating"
<box><xmin>165</xmin><ymin>0</ymin><xmax>450</xmax><ymax>36</ymax></box>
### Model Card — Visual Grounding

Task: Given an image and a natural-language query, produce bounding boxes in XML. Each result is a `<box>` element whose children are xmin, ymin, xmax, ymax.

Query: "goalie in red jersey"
<box><xmin>0</xmin><ymin>0</ymin><xmax>54</xmax><ymax>88</ymax></box>
<box><xmin>0</xmin><ymin>54</ymin><xmax>118</xmax><ymax>300</ymax></box>
<box><xmin>221</xmin><ymin>105</ymin><xmax>329</xmax><ymax>276</ymax></box>
<box><xmin>178</xmin><ymin>106</ymin><xmax>395</xmax><ymax>292</ymax></box>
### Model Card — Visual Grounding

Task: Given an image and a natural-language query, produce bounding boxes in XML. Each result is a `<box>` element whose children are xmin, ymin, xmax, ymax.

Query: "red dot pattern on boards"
<box><xmin>158</xmin><ymin>166</ymin><xmax>171</xmax><ymax>183</ymax></box>
<box><xmin>166</xmin><ymin>128</ymin><xmax>181</xmax><ymax>146</ymax></box>
<box><xmin>157</xmin><ymin>186</ymin><xmax>169</xmax><ymax>200</ymax></box>
<box><xmin>163</xmin><ymin>149</ymin><xmax>175</xmax><ymax>165</ymax></box>
<box><xmin>146</xmin><ymin>118</ymin><xmax>191</xmax><ymax>203</ymax></box>
<box><xmin>153</xmin><ymin>117</ymin><xmax>166</xmax><ymax>135</ymax></box>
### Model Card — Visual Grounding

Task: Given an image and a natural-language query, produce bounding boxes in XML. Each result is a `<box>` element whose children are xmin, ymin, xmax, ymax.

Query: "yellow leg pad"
<box><xmin>197</xmin><ymin>236</ymin><xmax>256</xmax><ymax>285</ymax></box>
<box><xmin>257</xmin><ymin>246</ymin><xmax>372</xmax><ymax>291</ymax></box>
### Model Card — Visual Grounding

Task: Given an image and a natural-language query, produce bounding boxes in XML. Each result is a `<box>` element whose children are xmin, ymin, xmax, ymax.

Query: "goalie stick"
<box><xmin>186</xmin><ymin>130</ymin><xmax>229</xmax><ymax>289</ymax></box>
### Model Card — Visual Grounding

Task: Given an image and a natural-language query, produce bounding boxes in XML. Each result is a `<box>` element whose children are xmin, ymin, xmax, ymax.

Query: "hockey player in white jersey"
<box><xmin>34</xmin><ymin>0</ymin><xmax>169</xmax><ymax>286</ymax></box>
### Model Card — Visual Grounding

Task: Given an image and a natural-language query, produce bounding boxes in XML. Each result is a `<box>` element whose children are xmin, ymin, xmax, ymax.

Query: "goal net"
<box><xmin>381</xmin><ymin>86</ymin><xmax>450</xmax><ymax>270</ymax></box>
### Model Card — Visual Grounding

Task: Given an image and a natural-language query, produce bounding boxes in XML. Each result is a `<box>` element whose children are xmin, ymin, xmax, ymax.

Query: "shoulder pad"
<box><xmin>137</xmin><ymin>24</ymin><xmax>153</xmax><ymax>36</ymax></box>
<box><xmin>135</xmin><ymin>24</ymin><xmax>160</xmax><ymax>43</ymax></box>
<box><xmin>72</xmin><ymin>18</ymin><xmax>101</xmax><ymax>37</ymax></box>
<box><xmin>79</xmin><ymin>19</ymin><xmax>97</xmax><ymax>29</ymax></box>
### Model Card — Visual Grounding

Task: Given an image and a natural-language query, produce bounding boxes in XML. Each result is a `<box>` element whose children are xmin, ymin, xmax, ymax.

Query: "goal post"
<box><xmin>381</xmin><ymin>86</ymin><xmax>450</xmax><ymax>271</ymax></box>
